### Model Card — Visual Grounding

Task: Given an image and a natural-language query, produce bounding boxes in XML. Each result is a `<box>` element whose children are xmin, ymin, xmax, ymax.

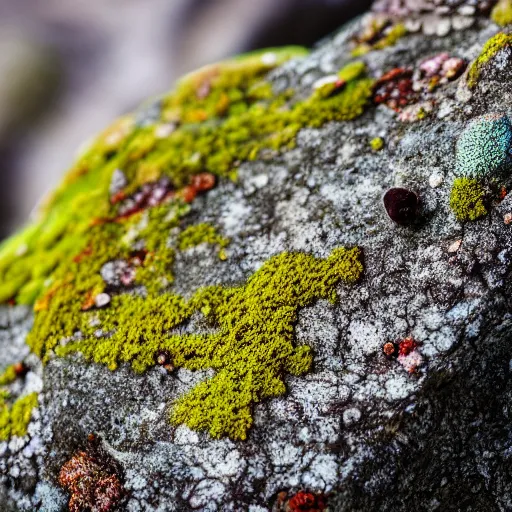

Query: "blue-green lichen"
<box><xmin>456</xmin><ymin>113</ymin><xmax>512</xmax><ymax>178</ymax></box>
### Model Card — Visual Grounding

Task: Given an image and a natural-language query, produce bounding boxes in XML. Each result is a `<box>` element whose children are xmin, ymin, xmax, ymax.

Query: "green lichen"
<box><xmin>178</xmin><ymin>223</ymin><xmax>230</xmax><ymax>251</ymax></box>
<box><xmin>492</xmin><ymin>0</ymin><xmax>512</xmax><ymax>27</ymax></box>
<box><xmin>0</xmin><ymin>50</ymin><xmax>374</xmax><ymax>308</ymax></box>
<box><xmin>0</xmin><ymin>47</ymin><xmax>373</xmax><ymax>440</ymax></box>
<box><xmin>467</xmin><ymin>32</ymin><xmax>512</xmax><ymax>89</ymax></box>
<box><xmin>370</xmin><ymin>137</ymin><xmax>384</xmax><ymax>151</ymax></box>
<box><xmin>449</xmin><ymin>177</ymin><xmax>488</xmax><ymax>221</ymax></box>
<box><xmin>0</xmin><ymin>392</ymin><xmax>38</xmax><ymax>441</ymax></box>
<box><xmin>0</xmin><ymin>365</ymin><xmax>17</xmax><ymax>386</ymax></box>
<box><xmin>352</xmin><ymin>23</ymin><xmax>407</xmax><ymax>57</ymax></box>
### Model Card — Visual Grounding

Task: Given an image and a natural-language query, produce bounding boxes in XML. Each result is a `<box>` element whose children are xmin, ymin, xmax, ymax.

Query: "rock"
<box><xmin>1</xmin><ymin>2</ymin><xmax>512</xmax><ymax>511</ymax></box>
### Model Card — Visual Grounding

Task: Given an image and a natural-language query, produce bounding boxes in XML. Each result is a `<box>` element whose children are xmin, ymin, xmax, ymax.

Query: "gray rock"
<box><xmin>2</xmin><ymin>3</ymin><xmax>512</xmax><ymax>511</ymax></box>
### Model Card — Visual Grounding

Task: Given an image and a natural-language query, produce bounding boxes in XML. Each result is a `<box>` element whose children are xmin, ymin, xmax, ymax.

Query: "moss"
<box><xmin>492</xmin><ymin>0</ymin><xmax>512</xmax><ymax>26</ymax></box>
<box><xmin>0</xmin><ymin>365</ymin><xmax>17</xmax><ymax>386</ymax></box>
<box><xmin>449</xmin><ymin>177</ymin><xmax>488</xmax><ymax>221</ymax></box>
<box><xmin>467</xmin><ymin>33</ymin><xmax>512</xmax><ymax>89</ymax></box>
<box><xmin>370</xmin><ymin>137</ymin><xmax>384</xmax><ymax>151</ymax></box>
<box><xmin>374</xmin><ymin>23</ymin><xmax>407</xmax><ymax>50</ymax></box>
<box><xmin>56</xmin><ymin>247</ymin><xmax>363</xmax><ymax>440</ymax></box>
<box><xmin>178</xmin><ymin>223</ymin><xmax>230</xmax><ymax>256</ymax></box>
<box><xmin>0</xmin><ymin>48</ymin><xmax>374</xmax><ymax>440</ymax></box>
<box><xmin>0</xmin><ymin>392</ymin><xmax>38</xmax><ymax>440</ymax></box>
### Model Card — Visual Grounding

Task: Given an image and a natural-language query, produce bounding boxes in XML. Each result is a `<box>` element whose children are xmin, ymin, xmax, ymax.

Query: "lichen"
<box><xmin>352</xmin><ymin>22</ymin><xmax>407</xmax><ymax>56</ymax></box>
<box><xmin>52</xmin><ymin>247</ymin><xmax>363</xmax><ymax>440</ymax></box>
<box><xmin>178</xmin><ymin>223</ymin><xmax>230</xmax><ymax>252</ymax></box>
<box><xmin>492</xmin><ymin>0</ymin><xmax>512</xmax><ymax>27</ymax></box>
<box><xmin>467</xmin><ymin>32</ymin><xmax>512</xmax><ymax>89</ymax></box>
<box><xmin>0</xmin><ymin>365</ymin><xmax>17</xmax><ymax>386</ymax></box>
<box><xmin>0</xmin><ymin>392</ymin><xmax>38</xmax><ymax>441</ymax></box>
<box><xmin>449</xmin><ymin>177</ymin><xmax>488</xmax><ymax>221</ymax></box>
<box><xmin>455</xmin><ymin>113</ymin><xmax>512</xmax><ymax>178</ymax></box>
<box><xmin>370</xmin><ymin>137</ymin><xmax>384</xmax><ymax>151</ymax></box>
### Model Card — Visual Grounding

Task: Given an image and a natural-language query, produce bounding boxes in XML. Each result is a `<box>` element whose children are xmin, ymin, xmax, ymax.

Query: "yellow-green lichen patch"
<box><xmin>449</xmin><ymin>177</ymin><xmax>488</xmax><ymax>221</ymax></box>
<box><xmin>370</xmin><ymin>137</ymin><xmax>384</xmax><ymax>151</ymax></box>
<box><xmin>178</xmin><ymin>223</ymin><xmax>230</xmax><ymax>251</ymax></box>
<box><xmin>56</xmin><ymin>247</ymin><xmax>363</xmax><ymax>440</ymax></box>
<box><xmin>0</xmin><ymin>49</ymin><xmax>376</xmax><ymax>309</ymax></box>
<box><xmin>0</xmin><ymin>392</ymin><xmax>38</xmax><ymax>441</ymax></box>
<box><xmin>352</xmin><ymin>23</ymin><xmax>407</xmax><ymax>57</ymax></box>
<box><xmin>0</xmin><ymin>365</ymin><xmax>17</xmax><ymax>386</ymax></box>
<box><xmin>467</xmin><ymin>32</ymin><xmax>512</xmax><ymax>89</ymax></box>
<box><xmin>492</xmin><ymin>0</ymin><xmax>512</xmax><ymax>26</ymax></box>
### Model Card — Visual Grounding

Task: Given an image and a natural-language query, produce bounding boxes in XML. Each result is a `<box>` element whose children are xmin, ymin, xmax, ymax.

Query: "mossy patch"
<box><xmin>56</xmin><ymin>247</ymin><xmax>363</xmax><ymax>440</ymax></box>
<box><xmin>0</xmin><ymin>50</ymin><xmax>374</xmax><ymax>308</ymax></box>
<box><xmin>178</xmin><ymin>223</ymin><xmax>230</xmax><ymax>252</ymax></box>
<box><xmin>492</xmin><ymin>0</ymin><xmax>512</xmax><ymax>27</ymax></box>
<box><xmin>467</xmin><ymin>32</ymin><xmax>512</xmax><ymax>89</ymax></box>
<box><xmin>0</xmin><ymin>48</ymin><xmax>373</xmax><ymax>440</ymax></box>
<box><xmin>449</xmin><ymin>177</ymin><xmax>488</xmax><ymax>221</ymax></box>
<box><xmin>0</xmin><ymin>392</ymin><xmax>38</xmax><ymax>441</ymax></box>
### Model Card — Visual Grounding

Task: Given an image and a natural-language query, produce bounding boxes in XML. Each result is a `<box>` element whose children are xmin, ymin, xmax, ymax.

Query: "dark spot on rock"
<box><xmin>383</xmin><ymin>187</ymin><xmax>419</xmax><ymax>225</ymax></box>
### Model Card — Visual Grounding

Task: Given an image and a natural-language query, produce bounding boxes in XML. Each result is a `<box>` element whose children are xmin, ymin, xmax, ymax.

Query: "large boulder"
<box><xmin>1</xmin><ymin>1</ymin><xmax>512</xmax><ymax>510</ymax></box>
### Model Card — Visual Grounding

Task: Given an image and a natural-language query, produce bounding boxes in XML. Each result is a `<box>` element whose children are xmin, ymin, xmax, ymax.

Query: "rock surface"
<box><xmin>2</xmin><ymin>1</ymin><xmax>512</xmax><ymax>511</ymax></box>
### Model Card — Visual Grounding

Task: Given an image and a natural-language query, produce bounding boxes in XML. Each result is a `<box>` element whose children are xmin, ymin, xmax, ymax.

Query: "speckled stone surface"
<box><xmin>2</xmin><ymin>4</ymin><xmax>512</xmax><ymax>511</ymax></box>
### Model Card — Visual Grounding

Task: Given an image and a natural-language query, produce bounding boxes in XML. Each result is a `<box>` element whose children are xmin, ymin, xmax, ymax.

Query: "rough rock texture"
<box><xmin>2</xmin><ymin>2</ymin><xmax>512</xmax><ymax>511</ymax></box>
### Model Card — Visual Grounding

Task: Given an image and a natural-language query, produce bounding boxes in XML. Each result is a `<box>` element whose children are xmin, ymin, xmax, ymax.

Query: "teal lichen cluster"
<box><xmin>455</xmin><ymin>113</ymin><xmax>512</xmax><ymax>179</ymax></box>
<box><xmin>0</xmin><ymin>48</ymin><xmax>371</xmax><ymax>439</ymax></box>
<box><xmin>0</xmin><ymin>365</ymin><xmax>38</xmax><ymax>441</ymax></box>
<box><xmin>467</xmin><ymin>32</ymin><xmax>512</xmax><ymax>89</ymax></box>
<box><xmin>450</xmin><ymin>113</ymin><xmax>512</xmax><ymax>221</ymax></box>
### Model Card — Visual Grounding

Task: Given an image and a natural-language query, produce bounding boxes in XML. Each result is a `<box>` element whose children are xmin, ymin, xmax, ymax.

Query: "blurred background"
<box><xmin>0</xmin><ymin>0</ymin><xmax>372</xmax><ymax>239</ymax></box>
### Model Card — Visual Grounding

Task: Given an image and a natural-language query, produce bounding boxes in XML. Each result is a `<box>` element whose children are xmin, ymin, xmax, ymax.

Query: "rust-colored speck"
<box><xmin>399</xmin><ymin>336</ymin><xmax>418</xmax><ymax>357</ymax></box>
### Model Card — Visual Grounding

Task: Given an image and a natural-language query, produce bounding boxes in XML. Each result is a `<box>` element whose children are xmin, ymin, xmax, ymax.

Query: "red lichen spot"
<box><xmin>178</xmin><ymin>185</ymin><xmax>197</xmax><ymax>203</ymax></box>
<box><xmin>81</xmin><ymin>291</ymin><xmax>96</xmax><ymax>312</ymax></box>
<box><xmin>373</xmin><ymin>68</ymin><xmax>416</xmax><ymax>111</ymax></box>
<box><xmin>190</xmin><ymin>172</ymin><xmax>217</xmax><ymax>193</ymax></box>
<box><xmin>274</xmin><ymin>490</ymin><xmax>327</xmax><ymax>512</ymax></box>
<box><xmin>110</xmin><ymin>191</ymin><xmax>126</xmax><ymax>205</ymax></box>
<box><xmin>286</xmin><ymin>491</ymin><xmax>327</xmax><ymax>512</ymax></box>
<box><xmin>398</xmin><ymin>336</ymin><xmax>418</xmax><ymax>357</ymax></box>
<box><xmin>383</xmin><ymin>342</ymin><xmax>397</xmax><ymax>357</ymax></box>
<box><xmin>59</xmin><ymin>447</ymin><xmax>124</xmax><ymax>512</ymax></box>
<box><xmin>500</xmin><ymin>186</ymin><xmax>507</xmax><ymax>200</ymax></box>
<box><xmin>13</xmin><ymin>362</ymin><xmax>28</xmax><ymax>378</ymax></box>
